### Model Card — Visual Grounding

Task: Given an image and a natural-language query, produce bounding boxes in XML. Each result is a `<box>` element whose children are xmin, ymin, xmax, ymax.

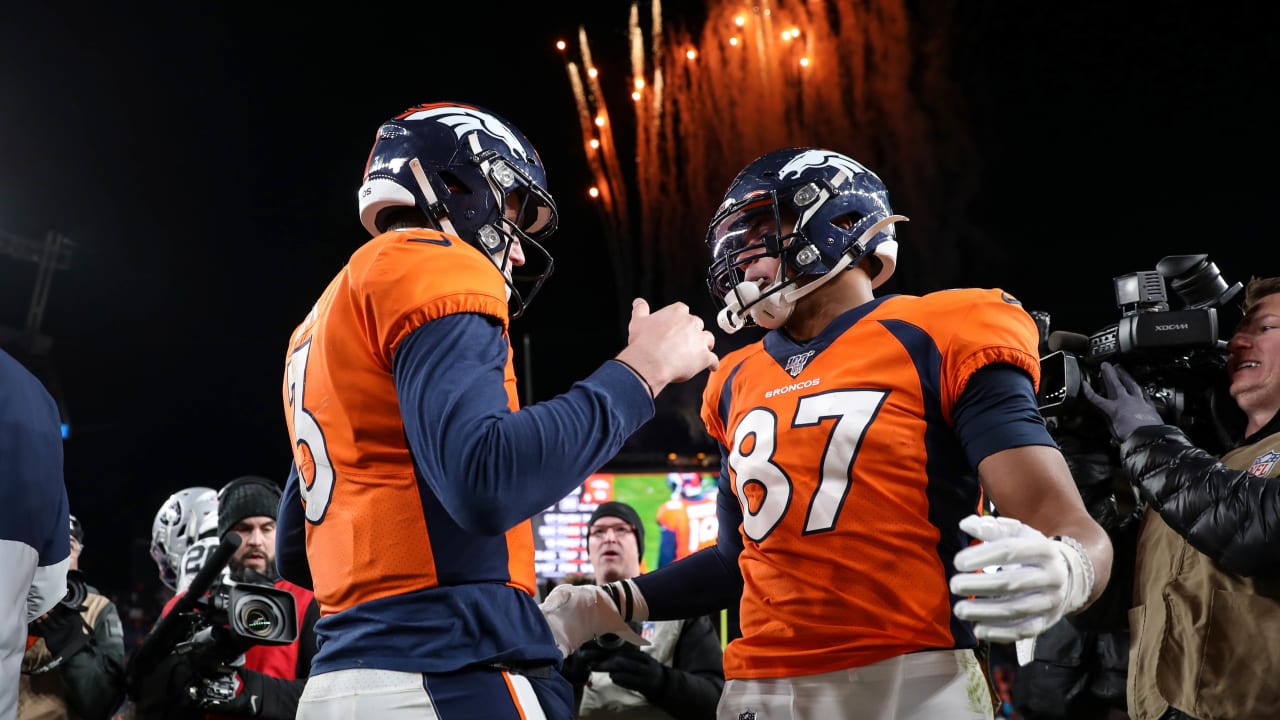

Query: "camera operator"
<box><xmin>133</xmin><ymin>476</ymin><xmax>318</xmax><ymax>720</ymax></box>
<box><xmin>559</xmin><ymin>501</ymin><xmax>724</xmax><ymax>720</ymax></box>
<box><xmin>20</xmin><ymin>514</ymin><xmax>126</xmax><ymax>720</ymax></box>
<box><xmin>1083</xmin><ymin>275</ymin><xmax>1280</xmax><ymax>720</ymax></box>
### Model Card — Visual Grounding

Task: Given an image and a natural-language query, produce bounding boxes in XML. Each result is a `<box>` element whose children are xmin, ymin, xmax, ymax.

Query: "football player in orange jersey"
<box><xmin>540</xmin><ymin>147</ymin><xmax>1114</xmax><ymax>719</ymax></box>
<box><xmin>274</xmin><ymin>102</ymin><xmax>718</xmax><ymax>720</ymax></box>
<box><xmin>656</xmin><ymin>472</ymin><xmax>718</xmax><ymax>567</ymax></box>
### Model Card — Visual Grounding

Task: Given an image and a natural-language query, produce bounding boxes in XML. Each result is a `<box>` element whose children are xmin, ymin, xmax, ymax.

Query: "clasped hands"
<box><xmin>539</xmin><ymin>584</ymin><xmax>647</xmax><ymax>659</ymax></box>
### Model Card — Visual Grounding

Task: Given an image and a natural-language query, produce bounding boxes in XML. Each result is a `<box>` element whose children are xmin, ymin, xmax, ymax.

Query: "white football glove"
<box><xmin>949</xmin><ymin>514</ymin><xmax>1094</xmax><ymax>644</ymax></box>
<box><xmin>538</xmin><ymin>583</ymin><xmax>648</xmax><ymax>659</ymax></box>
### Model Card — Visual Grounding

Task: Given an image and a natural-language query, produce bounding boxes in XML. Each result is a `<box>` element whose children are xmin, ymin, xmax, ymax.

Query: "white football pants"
<box><xmin>717</xmin><ymin>648</ymin><xmax>994</xmax><ymax>720</ymax></box>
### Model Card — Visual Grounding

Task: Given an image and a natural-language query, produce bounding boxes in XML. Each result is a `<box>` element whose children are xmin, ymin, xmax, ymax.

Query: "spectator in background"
<box><xmin>1</xmin><ymin>346</ymin><xmax>70</xmax><ymax>720</ymax></box>
<box><xmin>1083</xmin><ymin>275</ymin><xmax>1280</xmax><ymax>720</ymax></box>
<box><xmin>21</xmin><ymin>514</ymin><xmax>127</xmax><ymax>719</ymax></box>
<box><xmin>132</xmin><ymin>475</ymin><xmax>318</xmax><ymax>720</ymax></box>
<box><xmin>561</xmin><ymin>502</ymin><xmax>723</xmax><ymax>720</ymax></box>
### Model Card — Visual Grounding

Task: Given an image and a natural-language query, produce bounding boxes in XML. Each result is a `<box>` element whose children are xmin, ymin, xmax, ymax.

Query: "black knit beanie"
<box><xmin>588</xmin><ymin>501</ymin><xmax>645</xmax><ymax>554</ymax></box>
<box><xmin>217</xmin><ymin>476</ymin><xmax>282</xmax><ymax>539</ymax></box>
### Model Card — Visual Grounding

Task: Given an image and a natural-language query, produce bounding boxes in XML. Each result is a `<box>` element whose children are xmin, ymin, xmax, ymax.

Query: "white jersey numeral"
<box><xmin>286</xmin><ymin>340</ymin><xmax>335</xmax><ymax>523</ymax></box>
<box><xmin>728</xmin><ymin>389</ymin><xmax>886</xmax><ymax>542</ymax></box>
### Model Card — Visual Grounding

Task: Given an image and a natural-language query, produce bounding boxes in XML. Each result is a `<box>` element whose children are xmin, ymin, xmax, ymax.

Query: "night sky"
<box><xmin>2</xmin><ymin>1</ymin><xmax>1274</xmax><ymax>597</ymax></box>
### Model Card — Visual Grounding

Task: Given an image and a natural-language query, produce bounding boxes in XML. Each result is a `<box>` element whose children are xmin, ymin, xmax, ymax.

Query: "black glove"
<box><xmin>560</xmin><ymin>639</ymin><xmax>619</xmax><ymax>686</ymax></box>
<box><xmin>196</xmin><ymin>667</ymin><xmax>265</xmax><ymax>716</ymax></box>
<box><xmin>1081</xmin><ymin>362</ymin><xmax>1164</xmax><ymax>441</ymax></box>
<box><xmin>131</xmin><ymin>653</ymin><xmax>203</xmax><ymax>720</ymax></box>
<box><xmin>27</xmin><ymin>602</ymin><xmax>90</xmax><ymax>670</ymax></box>
<box><xmin>594</xmin><ymin>643</ymin><xmax>667</xmax><ymax>698</ymax></box>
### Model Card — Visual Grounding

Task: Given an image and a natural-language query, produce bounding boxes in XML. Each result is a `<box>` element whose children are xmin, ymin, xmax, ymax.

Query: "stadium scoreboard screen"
<box><xmin>532</xmin><ymin>471</ymin><xmax>717</xmax><ymax>584</ymax></box>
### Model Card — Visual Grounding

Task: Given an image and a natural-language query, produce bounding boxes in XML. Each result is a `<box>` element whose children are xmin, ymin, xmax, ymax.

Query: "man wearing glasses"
<box><xmin>559</xmin><ymin>501</ymin><xmax>724</xmax><ymax>720</ymax></box>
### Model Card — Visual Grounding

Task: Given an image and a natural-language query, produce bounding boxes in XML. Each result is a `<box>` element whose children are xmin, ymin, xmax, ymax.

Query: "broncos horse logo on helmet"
<box><xmin>706</xmin><ymin>147</ymin><xmax>908</xmax><ymax>333</ymax></box>
<box><xmin>411</xmin><ymin>106</ymin><xmax>532</xmax><ymax>164</ymax></box>
<box><xmin>358</xmin><ymin>102</ymin><xmax>560</xmax><ymax>318</ymax></box>
<box><xmin>777</xmin><ymin>149</ymin><xmax>871</xmax><ymax>184</ymax></box>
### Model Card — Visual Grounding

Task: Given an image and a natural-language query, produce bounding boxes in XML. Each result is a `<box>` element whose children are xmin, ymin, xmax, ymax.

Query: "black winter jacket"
<box><xmin>1119</xmin><ymin>411</ymin><xmax>1280</xmax><ymax>578</ymax></box>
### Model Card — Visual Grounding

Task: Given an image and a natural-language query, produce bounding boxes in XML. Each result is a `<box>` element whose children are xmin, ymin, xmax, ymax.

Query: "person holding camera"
<box><xmin>20</xmin><ymin>515</ymin><xmax>126</xmax><ymax>720</ymax></box>
<box><xmin>132</xmin><ymin>476</ymin><xmax>318</xmax><ymax>720</ymax></box>
<box><xmin>560</xmin><ymin>502</ymin><xmax>723</xmax><ymax>720</ymax></box>
<box><xmin>1083</xmin><ymin>275</ymin><xmax>1280</xmax><ymax>720</ymax></box>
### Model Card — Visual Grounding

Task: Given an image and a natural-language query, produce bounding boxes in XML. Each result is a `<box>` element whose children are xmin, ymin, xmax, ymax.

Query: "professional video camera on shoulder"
<box><xmin>125</xmin><ymin>533</ymin><xmax>298</xmax><ymax>704</ymax></box>
<box><xmin>1037</xmin><ymin>254</ymin><xmax>1240</xmax><ymax>446</ymax></box>
<box><xmin>178</xmin><ymin>570</ymin><xmax>300</xmax><ymax>655</ymax></box>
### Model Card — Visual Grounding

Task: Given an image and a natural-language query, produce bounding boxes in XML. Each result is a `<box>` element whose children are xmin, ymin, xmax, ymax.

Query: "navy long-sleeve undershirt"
<box><xmin>278</xmin><ymin>312</ymin><xmax>655</xmax><ymax>585</ymax></box>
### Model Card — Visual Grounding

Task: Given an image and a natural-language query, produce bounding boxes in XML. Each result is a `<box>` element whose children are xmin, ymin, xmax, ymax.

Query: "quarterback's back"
<box><xmin>282</xmin><ymin>229</ymin><xmax>532</xmax><ymax>618</ymax></box>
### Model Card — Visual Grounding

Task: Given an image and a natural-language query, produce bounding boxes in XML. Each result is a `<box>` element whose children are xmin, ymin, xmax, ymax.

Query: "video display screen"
<box><xmin>532</xmin><ymin>470</ymin><xmax>719</xmax><ymax>584</ymax></box>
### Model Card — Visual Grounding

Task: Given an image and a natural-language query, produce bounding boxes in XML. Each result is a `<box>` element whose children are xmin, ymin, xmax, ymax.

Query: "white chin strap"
<box><xmin>411</xmin><ymin>139</ymin><xmax>512</xmax><ymax>306</ymax></box>
<box><xmin>716</xmin><ymin>214</ymin><xmax>908</xmax><ymax>334</ymax></box>
<box><xmin>409</xmin><ymin>158</ymin><xmax>457</xmax><ymax>237</ymax></box>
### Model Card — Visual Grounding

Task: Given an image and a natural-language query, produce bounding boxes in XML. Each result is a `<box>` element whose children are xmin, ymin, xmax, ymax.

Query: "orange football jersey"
<box><xmin>701</xmin><ymin>289</ymin><xmax>1041</xmax><ymax>679</ymax></box>
<box><xmin>657</xmin><ymin>493</ymin><xmax>719</xmax><ymax>565</ymax></box>
<box><xmin>281</xmin><ymin>229</ymin><xmax>533</xmax><ymax>617</ymax></box>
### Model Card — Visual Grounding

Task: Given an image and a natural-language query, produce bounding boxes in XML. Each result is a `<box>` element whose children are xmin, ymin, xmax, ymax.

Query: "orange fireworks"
<box><xmin>558</xmin><ymin>0</ymin><xmax>970</xmax><ymax>314</ymax></box>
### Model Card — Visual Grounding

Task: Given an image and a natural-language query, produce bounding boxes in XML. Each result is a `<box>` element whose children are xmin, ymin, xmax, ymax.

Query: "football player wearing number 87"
<box><xmin>538</xmin><ymin>147</ymin><xmax>1113</xmax><ymax>720</ymax></box>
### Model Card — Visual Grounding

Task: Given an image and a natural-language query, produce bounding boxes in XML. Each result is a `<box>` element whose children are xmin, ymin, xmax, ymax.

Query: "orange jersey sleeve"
<box><xmin>701</xmin><ymin>289</ymin><xmax>1041</xmax><ymax>679</ymax></box>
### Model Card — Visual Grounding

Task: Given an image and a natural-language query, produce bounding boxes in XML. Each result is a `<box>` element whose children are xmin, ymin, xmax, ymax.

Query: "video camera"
<box><xmin>59</xmin><ymin>569</ymin><xmax>88</xmax><ymax>611</ymax></box>
<box><xmin>176</xmin><ymin>573</ymin><xmax>299</xmax><ymax>655</ymax></box>
<box><xmin>1036</xmin><ymin>253</ymin><xmax>1241</xmax><ymax>451</ymax></box>
<box><xmin>125</xmin><ymin>533</ymin><xmax>298</xmax><ymax>713</ymax></box>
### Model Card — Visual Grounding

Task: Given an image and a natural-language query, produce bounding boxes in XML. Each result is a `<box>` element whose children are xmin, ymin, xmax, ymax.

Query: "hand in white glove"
<box><xmin>539</xmin><ymin>584</ymin><xmax>648</xmax><ymax>659</ymax></box>
<box><xmin>949</xmin><ymin>514</ymin><xmax>1094</xmax><ymax>644</ymax></box>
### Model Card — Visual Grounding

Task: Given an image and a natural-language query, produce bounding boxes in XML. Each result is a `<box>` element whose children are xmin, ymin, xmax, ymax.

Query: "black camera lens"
<box><xmin>237</xmin><ymin>599</ymin><xmax>280</xmax><ymax>638</ymax></box>
<box><xmin>60</xmin><ymin>570</ymin><xmax>88</xmax><ymax>610</ymax></box>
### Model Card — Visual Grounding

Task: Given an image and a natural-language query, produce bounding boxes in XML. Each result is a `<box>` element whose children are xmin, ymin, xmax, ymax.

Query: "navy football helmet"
<box><xmin>706</xmin><ymin>147</ymin><xmax>907</xmax><ymax>333</ymax></box>
<box><xmin>358</xmin><ymin>102</ymin><xmax>559</xmax><ymax>317</ymax></box>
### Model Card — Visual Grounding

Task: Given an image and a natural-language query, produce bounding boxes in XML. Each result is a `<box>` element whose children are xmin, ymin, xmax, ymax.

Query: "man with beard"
<box><xmin>134</xmin><ymin>476</ymin><xmax>318</xmax><ymax>719</ymax></box>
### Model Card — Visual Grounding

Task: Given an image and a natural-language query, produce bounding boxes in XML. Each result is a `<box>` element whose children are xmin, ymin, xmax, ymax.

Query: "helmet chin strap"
<box><xmin>412</xmin><ymin>143</ymin><xmax>516</xmax><ymax>297</ymax></box>
<box><xmin>409</xmin><ymin>157</ymin><xmax>458</xmax><ymax>237</ymax></box>
<box><xmin>716</xmin><ymin>214</ymin><xmax>908</xmax><ymax>335</ymax></box>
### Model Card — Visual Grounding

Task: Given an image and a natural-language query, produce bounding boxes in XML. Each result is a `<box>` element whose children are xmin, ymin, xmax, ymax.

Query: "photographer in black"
<box><xmin>559</xmin><ymin>501</ymin><xmax>724</xmax><ymax>720</ymax></box>
<box><xmin>130</xmin><ymin>475</ymin><xmax>319</xmax><ymax>719</ymax></box>
<box><xmin>20</xmin><ymin>514</ymin><xmax>126</xmax><ymax>720</ymax></box>
<box><xmin>1083</xmin><ymin>275</ymin><xmax>1280</xmax><ymax>720</ymax></box>
<box><xmin>1007</xmin><ymin>256</ymin><xmax>1258</xmax><ymax>720</ymax></box>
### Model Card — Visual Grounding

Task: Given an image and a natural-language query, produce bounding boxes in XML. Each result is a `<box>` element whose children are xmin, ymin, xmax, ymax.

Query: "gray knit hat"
<box><xmin>217</xmin><ymin>476</ymin><xmax>282</xmax><ymax>539</ymax></box>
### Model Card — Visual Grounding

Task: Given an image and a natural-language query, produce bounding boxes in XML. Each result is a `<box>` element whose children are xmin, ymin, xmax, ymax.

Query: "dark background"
<box><xmin>1</xmin><ymin>1</ymin><xmax>1273</xmax><ymax>599</ymax></box>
